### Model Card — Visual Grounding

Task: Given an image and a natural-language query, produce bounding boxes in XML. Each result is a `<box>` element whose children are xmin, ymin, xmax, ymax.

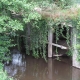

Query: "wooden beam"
<box><xmin>48</xmin><ymin>42</ymin><xmax>68</xmax><ymax>49</ymax></box>
<box><xmin>53</xmin><ymin>54</ymin><xmax>63</xmax><ymax>57</ymax></box>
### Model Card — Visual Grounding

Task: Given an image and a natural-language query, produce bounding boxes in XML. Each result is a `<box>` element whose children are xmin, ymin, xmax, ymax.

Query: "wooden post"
<box><xmin>72</xmin><ymin>27</ymin><xmax>80</xmax><ymax>68</ymax></box>
<box><xmin>48</xmin><ymin>27</ymin><xmax>53</xmax><ymax>57</ymax></box>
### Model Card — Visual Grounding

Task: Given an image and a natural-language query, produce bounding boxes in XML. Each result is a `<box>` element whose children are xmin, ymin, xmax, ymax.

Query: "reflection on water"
<box><xmin>4</xmin><ymin>49</ymin><xmax>80</xmax><ymax>80</ymax></box>
<box><xmin>4</xmin><ymin>49</ymin><xmax>26</xmax><ymax>77</ymax></box>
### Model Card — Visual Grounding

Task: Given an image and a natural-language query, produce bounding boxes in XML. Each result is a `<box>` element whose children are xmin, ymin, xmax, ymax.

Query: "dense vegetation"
<box><xmin>0</xmin><ymin>0</ymin><xmax>41</xmax><ymax>80</ymax></box>
<box><xmin>0</xmin><ymin>0</ymin><xmax>80</xmax><ymax>80</ymax></box>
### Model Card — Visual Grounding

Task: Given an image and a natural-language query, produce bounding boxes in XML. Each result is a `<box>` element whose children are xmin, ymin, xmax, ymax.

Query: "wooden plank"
<box><xmin>48</xmin><ymin>42</ymin><xmax>68</xmax><ymax>49</ymax></box>
<box><xmin>53</xmin><ymin>54</ymin><xmax>63</xmax><ymax>57</ymax></box>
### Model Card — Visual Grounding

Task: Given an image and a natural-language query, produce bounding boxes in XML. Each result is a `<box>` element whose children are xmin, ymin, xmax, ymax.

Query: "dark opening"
<box><xmin>53</xmin><ymin>26</ymin><xmax>72</xmax><ymax>58</ymax></box>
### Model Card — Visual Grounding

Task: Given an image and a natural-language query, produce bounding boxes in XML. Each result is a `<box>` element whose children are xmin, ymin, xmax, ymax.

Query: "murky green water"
<box><xmin>4</xmin><ymin>49</ymin><xmax>80</xmax><ymax>80</ymax></box>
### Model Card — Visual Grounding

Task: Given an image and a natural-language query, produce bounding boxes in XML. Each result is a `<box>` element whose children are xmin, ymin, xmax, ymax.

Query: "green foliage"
<box><xmin>0</xmin><ymin>0</ymin><xmax>26</xmax><ymax>63</ymax></box>
<box><xmin>0</xmin><ymin>63</ymin><xmax>13</xmax><ymax>80</ymax></box>
<box><xmin>0</xmin><ymin>0</ymin><xmax>42</xmax><ymax>60</ymax></box>
<box><xmin>0</xmin><ymin>35</ymin><xmax>11</xmax><ymax>62</ymax></box>
<box><xmin>25</xmin><ymin>19</ymin><xmax>48</xmax><ymax>60</ymax></box>
<box><xmin>76</xmin><ymin>18</ymin><xmax>80</xmax><ymax>60</ymax></box>
<box><xmin>0</xmin><ymin>0</ymin><xmax>40</xmax><ymax>79</ymax></box>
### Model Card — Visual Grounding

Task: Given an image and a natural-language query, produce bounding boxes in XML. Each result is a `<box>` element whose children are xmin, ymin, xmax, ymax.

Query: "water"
<box><xmin>4</xmin><ymin>49</ymin><xmax>80</xmax><ymax>80</ymax></box>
